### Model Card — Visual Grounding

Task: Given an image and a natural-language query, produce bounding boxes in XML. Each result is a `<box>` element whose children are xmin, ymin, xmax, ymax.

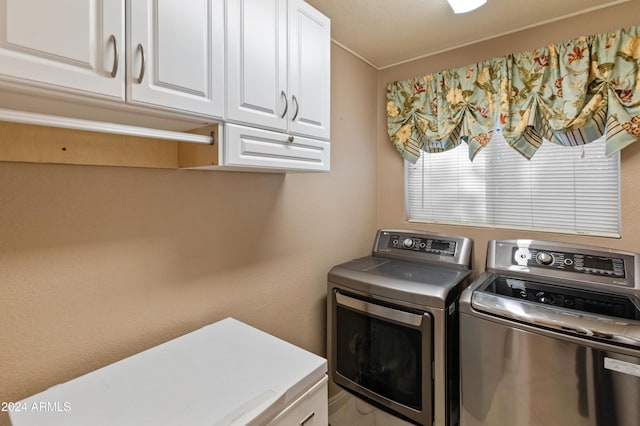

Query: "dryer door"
<box><xmin>330</xmin><ymin>289</ymin><xmax>433</xmax><ymax>426</ymax></box>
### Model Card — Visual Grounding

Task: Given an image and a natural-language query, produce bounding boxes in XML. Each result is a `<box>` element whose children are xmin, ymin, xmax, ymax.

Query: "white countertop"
<box><xmin>10</xmin><ymin>317</ymin><xmax>327</xmax><ymax>426</ymax></box>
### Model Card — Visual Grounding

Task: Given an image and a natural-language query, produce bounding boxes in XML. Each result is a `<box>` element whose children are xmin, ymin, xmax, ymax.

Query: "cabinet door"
<box><xmin>225</xmin><ymin>123</ymin><xmax>330</xmax><ymax>171</ymax></box>
<box><xmin>226</xmin><ymin>0</ymin><xmax>288</xmax><ymax>131</ymax></box>
<box><xmin>0</xmin><ymin>0</ymin><xmax>124</xmax><ymax>100</ymax></box>
<box><xmin>287</xmin><ymin>0</ymin><xmax>330</xmax><ymax>140</ymax></box>
<box><xmin>128</xmin><ymin>0</ymin><xmax>224</xmax><ymax>118</ymax></box>
<box><xmin>267</xmin><ymin>376</ymin><xmax>328</xmax><ymax>426</ymax></box>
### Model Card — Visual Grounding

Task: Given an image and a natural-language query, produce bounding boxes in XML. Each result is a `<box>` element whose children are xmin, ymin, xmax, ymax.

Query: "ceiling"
<box><xmin>305</xmin><ymin>0</ymin><xmax>629</xmax><ymax>69</ymax></box>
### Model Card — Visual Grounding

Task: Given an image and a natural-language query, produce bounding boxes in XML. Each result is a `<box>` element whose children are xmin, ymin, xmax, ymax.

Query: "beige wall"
<box><xmin>378</xmin><ymin>0</ymin><xmax>640</xmax><ymax>275</ymax></box>
<box><xmin>0</xmin><ymin>44</ymin><xmax>379</xmax><ymax>425</ymax></box>
<box><xmin>2</xmin><ymin>3</ymin><xmax>639</xmax><ymax>423</ymax></box>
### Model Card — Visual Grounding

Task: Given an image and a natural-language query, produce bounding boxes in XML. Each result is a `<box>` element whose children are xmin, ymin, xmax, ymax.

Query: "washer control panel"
<box><xmin>512</xmin><ymin>247</ymin><xmax>626</xmax><ymax>278</ymax></box>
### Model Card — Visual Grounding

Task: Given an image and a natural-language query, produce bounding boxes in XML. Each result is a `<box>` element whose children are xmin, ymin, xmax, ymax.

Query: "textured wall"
<box><xmin>3</xmin><ymin>3</ymin><xmax>639</xmax><ymax>423</ymax></box>
<box><xmin>378</xmin><ymin>0</ymin><xmax>640</xmax><ymax>275</ymax></box>
<box><xmin>0</xmin><ymin>44</ymin><xmax>379</xmax><ymax>425</ymax></box>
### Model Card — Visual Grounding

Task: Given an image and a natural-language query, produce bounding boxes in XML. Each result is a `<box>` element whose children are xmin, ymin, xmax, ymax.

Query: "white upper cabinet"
<box><xmin>226</xmin><ymin>0</ymin><xmax>288</xmax><ymax>130</ymax></box>
<box><xmin>287</xmin><ymin>0</ymin><xmax>330</xmax><ymax>140</ymax></box>
<box><xmin>128</xmin><ymin>0</ymin><xmax>224</xmax><ymax>118</ymax></box>
<box><xmin>0</xmin><ymin>0</ymin><xmax>125</xmax><ymax>100</ymax></box>
<box><xmin>0</xmin><ymin>0</ymin><xmax>224</xmax><ymax>120</ymax></box>
<box><xmin>0</xmin><ymin>0</ymin><xmax>329</xmax><ymax>172</ymax></box>
<box><xmin>226</xmin><ymin>0</ymin><xmax>330</xmax><ymax>140</ymax></box>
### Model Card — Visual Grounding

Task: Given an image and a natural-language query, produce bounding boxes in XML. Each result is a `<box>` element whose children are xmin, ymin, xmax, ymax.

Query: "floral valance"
<box><xmin>386</xmin><ymin>25</ymin><xmax>640</xmax><ymax>163</ymax></box>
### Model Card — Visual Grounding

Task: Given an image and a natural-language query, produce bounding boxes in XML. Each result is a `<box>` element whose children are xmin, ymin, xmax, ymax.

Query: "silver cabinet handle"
<box><xmin>280</xmin><ymin>90</ymin><xmax>288</xmax><ymax>118</ymax></box>
<box><xmin>300</xmin><ymin>411</ymin><xmax>315</xmax><ymax>425</ymax></box>
<box><xmin>135</xmin><ymin>43</ymin><xmax>146</xmax><ymax>84</ymax></box>
<box><xmin>291</xmin><ymin>95</ymin><xmax>299</xmax><ymax>121</ymax></box>
<box><xmin>108</xmin><ymin>35</ymin><xmax>119</xmax><ymax>78</ymax></box>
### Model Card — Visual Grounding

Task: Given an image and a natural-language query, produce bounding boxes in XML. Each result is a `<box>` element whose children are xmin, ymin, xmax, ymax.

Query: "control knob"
<box><xmin>403</xmin><ymin>238</ymin><xmax>415</xmax><ymax>249</ymax></box>
<box><xmin>536</xmin><ymin>292</ymin><xmax>555</xmax><ymax>305</ymax></box>
<box><xmin>536</xmin><ymin>252</ymin><xmax>554</xmax><ymax>266</ymax></box>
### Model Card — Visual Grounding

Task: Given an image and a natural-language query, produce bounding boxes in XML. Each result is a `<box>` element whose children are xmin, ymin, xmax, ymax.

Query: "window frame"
<box><xmin>404</xmin><ymin>133</ymin><xmax>621</xmax><ymax>238</ymax></box>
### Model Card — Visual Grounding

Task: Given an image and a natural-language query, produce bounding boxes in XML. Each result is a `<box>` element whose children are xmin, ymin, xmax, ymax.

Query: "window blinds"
<box><xmin>405</xmin><ymin>130</ymin><xmax>620</xmax><ymax>237</ymax></box>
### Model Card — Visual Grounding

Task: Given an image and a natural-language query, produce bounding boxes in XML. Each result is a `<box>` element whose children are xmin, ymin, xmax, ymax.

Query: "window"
<box><xmin>405</xmin><ymin>130</ymin><xmax>620</xmax><ymax>237</ymax></box>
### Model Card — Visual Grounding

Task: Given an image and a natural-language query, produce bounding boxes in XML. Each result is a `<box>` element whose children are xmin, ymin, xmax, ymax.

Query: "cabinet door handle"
<box><xmin>135</xmin><ymin>43</ymin><xmax>146</xmax><ymax>84</ymax></box>
<box><xmin>280</xmin><ymin>90</ymin><xmax>289</xmax><ymax>119</ymax></box>
<box><xmin>108</xmin><ymin>35</ymin><xmax>119</xmax><ymax>78</ymax></box>
<box><xmin>291</xmin><ymin>95</ymin><xmax>299</xmax><ymax>121</ymax></box>
<box><xmin>300</xmin><ymin>411</ymin><xmax>315</xmax><ymax>425</ymax></box>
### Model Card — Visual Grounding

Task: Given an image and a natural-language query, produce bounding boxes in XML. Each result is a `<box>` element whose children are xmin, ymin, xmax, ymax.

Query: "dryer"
<box><xmin>328</xmin><ymin>229</ymin><xmax>473</xmax><ymax>426</ymax></box>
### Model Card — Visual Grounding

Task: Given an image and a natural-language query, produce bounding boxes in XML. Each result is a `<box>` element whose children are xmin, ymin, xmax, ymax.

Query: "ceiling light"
<box><xmin>447</xmin><ymin>0</ymin><xmax>487</xmax><ymax>14</ymax></box>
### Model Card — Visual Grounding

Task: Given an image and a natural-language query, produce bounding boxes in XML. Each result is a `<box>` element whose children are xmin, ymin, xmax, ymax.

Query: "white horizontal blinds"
<box><xmin>406</xmin><ymin>144</ymin><xmax>487</xmax><ymax>225</ymax></box>
<box><xmin>527</xmin><ymin>141</ymin><xmax>577</xmax><ymax>232</ymax></box>
<box><xmin>458</xmin><ymin>146</ymin><xmax>487</xmax><ymax>224</ymax></box>
<box><xmin>574</xmin><ymin>143</ymin><xmax>620</xmax><ymax>235</ymax></box>
<box><xmin>406</xmin><ymin>132</ymin><xmax>620</xmax><ymax>237</ymax></box>
<box><xmin>427</xmin><ymin>148</ymin><xmax>462</xmax><ymax>223</ymax></box>
<box><xmin>483</xmin><ymin>135</ymin><xmax>534</xmax><ymax>229</ymax></box>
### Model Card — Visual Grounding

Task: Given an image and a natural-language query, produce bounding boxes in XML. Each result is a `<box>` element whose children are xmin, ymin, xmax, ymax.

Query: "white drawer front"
<box><xmin>225</xmin><ymin>124</ymin><xmax>330</xmax><ymax>172</ymax></box>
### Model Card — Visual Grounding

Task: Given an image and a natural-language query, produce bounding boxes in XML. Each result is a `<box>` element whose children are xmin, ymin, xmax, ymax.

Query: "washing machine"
<box><xmin>460</xmin><ymin>239</ymin><xmax>640</xmax><ymax>426</ymax></box>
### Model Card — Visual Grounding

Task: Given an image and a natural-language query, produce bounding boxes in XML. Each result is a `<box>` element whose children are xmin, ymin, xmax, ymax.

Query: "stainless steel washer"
<box><xmin>460</xmin><ymin>239</ymin><xmax>640</xmax><ymax>426</ymax></box>
<box><xmin>328</xmin><ymin>229</ymin><xmax>473</xmax><ymax>426</ymax></box>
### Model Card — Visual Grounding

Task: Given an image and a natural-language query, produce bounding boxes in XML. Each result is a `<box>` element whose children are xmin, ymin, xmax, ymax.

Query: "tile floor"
<box><xmin>328</xmin><ymin>390</ymin><xmax>412</xmax><ymax>426</ymax></box>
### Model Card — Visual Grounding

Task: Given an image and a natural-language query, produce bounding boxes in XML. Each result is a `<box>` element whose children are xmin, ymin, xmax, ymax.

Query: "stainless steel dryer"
<box><xmin>328</xmin><ymin>229</ymin><xmax>473</xmax><ymax>426</ymax></box>
<box><xmin>460</xmin><ymin>239</ymin><xmax>640</xmax><ymax>426</ymax></box>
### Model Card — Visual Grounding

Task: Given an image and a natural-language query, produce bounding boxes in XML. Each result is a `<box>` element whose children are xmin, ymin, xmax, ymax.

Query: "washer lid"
<box><xmin>476</xmin><ymin>275</ymin><xmax>640</xmax><ymax>320</ymax></box>
<box><xmin>328</xmin><ymin>256</ymin><xmax>471</xmax><ymax>308</ymax></box>
<box><xmin>470</xmin><ymin>275</ymin><xmax>640</xmax><ymax>348</ymax></box>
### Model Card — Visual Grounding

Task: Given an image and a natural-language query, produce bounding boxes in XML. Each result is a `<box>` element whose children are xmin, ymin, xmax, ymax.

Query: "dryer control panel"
<box><xmin>389</xmin><ymin>233</ymin><xmax>457</xmax><ymax>257</ymax></box>
<box><xmin>373</xmin><ymin>229</ymin><xmax>473</xmax><ymax>268</ymax></box>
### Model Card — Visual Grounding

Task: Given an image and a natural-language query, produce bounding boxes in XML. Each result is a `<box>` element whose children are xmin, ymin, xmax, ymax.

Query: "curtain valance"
<box><xmin>386</xmin><ymin>25</ymin><xmax>640</xmax><ymax>162</ymax></box>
